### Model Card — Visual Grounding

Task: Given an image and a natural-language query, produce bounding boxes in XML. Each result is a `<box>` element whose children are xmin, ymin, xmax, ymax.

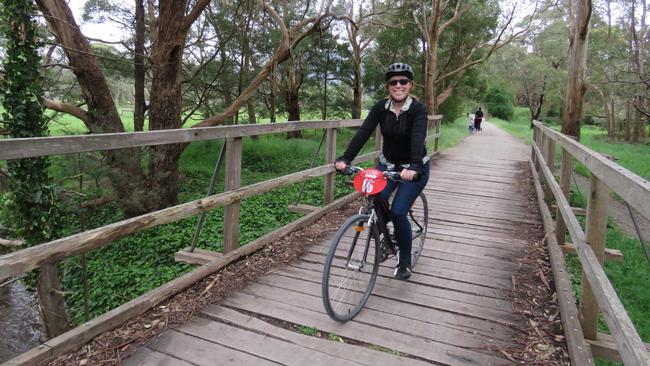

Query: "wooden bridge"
<box><xmin>1</xmin><ymin>118</ymin><xmax>649</xmax><ymax>365</ymax></box>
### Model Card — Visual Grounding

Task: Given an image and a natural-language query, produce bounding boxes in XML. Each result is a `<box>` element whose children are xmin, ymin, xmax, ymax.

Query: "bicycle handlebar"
<box><xmin>338</xmin><ymin>165</ymin><xmax>420</xmax><ymax>182</ymax></box>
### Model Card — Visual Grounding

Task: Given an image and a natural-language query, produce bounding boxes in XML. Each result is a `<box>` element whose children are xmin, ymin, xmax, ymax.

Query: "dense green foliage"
<box><xmin>0</xmin><ymin>0</ymin><xmax>60</xmax><ymax>245</ymax></box>
<box><xmin>484</xmin><ymin>86</ymin><xmax>514</xmax><ymax>120</ymax></box>
<box><xmin>45</xmin><ymin>132</ymin><xmax>351</xmax><ymax>323</ymax></box>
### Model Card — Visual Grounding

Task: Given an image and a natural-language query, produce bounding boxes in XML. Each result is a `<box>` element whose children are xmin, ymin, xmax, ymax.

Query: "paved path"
<box><xmin>124</xmin><ymin>121</ymin><xmax>540</xmax><ymax>366</ymax></box>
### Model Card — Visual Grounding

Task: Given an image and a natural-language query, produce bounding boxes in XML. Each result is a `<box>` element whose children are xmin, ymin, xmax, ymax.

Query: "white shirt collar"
<box><xmin>384</xmin><ymin>96</ymin><xmax>413</xmax><ymax>114</ymax></box>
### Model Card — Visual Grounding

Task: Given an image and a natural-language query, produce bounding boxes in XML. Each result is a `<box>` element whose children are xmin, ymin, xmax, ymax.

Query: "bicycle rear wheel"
<box><xmin>322</xmin><ymin>213</ymin><xmax>380</xmax><ymax>322</ymax></box>
<box><xmin>409</xmin><ymin>193</ymin><xmax>429</xmax><ymax>267</ymax></box>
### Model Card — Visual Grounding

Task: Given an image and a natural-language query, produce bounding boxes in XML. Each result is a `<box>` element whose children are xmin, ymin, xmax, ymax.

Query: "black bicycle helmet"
<box><xmin>385</xmin><ymin>62</ymin><xmax>414</xmax><ymax>81</ymax></box>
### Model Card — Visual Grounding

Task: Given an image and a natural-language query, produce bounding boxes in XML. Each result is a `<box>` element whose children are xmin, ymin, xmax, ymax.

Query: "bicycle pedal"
<box><xmin>379</xmin><ymin>237</ymin><xmax>397</xmax><ymax>263</ymax></box>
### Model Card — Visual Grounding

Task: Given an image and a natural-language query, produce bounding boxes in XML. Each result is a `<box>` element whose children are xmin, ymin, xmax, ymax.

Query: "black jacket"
<box><xmin>340</xmin><ymin>98</ymin><xmax>428</xmax><ymax>174</ymax></box>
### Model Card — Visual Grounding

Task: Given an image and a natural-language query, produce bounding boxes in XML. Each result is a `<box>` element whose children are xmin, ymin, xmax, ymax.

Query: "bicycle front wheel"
<box><xmin>409</xmin><ymin>193</ymin><xmax>429</xmax><ymax>267</ymax></box>
<box><xmin>322</xmin><ymin>214</ymin><xmax>380</xmax><ymax>322</ymax></box>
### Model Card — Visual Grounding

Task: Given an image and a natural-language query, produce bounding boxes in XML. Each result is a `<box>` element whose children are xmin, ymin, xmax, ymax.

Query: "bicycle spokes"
<box><xmin>322</xmin><ymin>214</ymin><xmax>380</xmax><ymax>322</ymax></box>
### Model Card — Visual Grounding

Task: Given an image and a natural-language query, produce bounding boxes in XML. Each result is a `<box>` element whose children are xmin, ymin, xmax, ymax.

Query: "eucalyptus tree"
<box><xmin>34</xmin><ymin>0</ymin><xmax>333</xmax><ymax>214</ymax></box>
<box><xmin>410</xmin><ymin>0</ymin><xmax>542</xmax><ymax>113</ymax></box>
<box><xmin>488</xmin><ymin>43</ymin><xmax>564</xmax><ymax>124</ymax></box>
<box><xmin>336</xmin><ymin>0</ymin><xmax>397</xmax><ymax>118</ymax></box>
<box><xmin>585</xmin><ymin>13</ymin><xmax>628</xmax><ymax>137</ymax></box>
<box><xmin>363</xmin><ymin>23</ymin><xmax>423</xmax><ymax>98</ymax></box>
<box><xmin>626</xmin><ymin>0</ymin><xmax>648</xmax><ymax>141</ymax></box>
<box><xmin>181</xmin><ymin>1</ymin><xmax>244</xmax><ymax>124</ymax></box>
<box><xmin>561</xmin><ymin>0</ymin><xmax>593</xmax><ymax>139</ymax></box>
<box><xmin>194</xmin><ymin>1</ymin><xmax>335</xmax><ymax>127</ymax></box>
<box><xmin>34</xmin><ymin>0</ymin><xmax>214</xmax><ymax>214</ymax></box>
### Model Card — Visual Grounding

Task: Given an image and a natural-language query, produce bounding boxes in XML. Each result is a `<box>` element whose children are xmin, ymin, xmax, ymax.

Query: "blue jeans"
<box><xmin>378</xmin><ymin>162</ymin><xmax>430</xmax><ymax>267</ymax></box>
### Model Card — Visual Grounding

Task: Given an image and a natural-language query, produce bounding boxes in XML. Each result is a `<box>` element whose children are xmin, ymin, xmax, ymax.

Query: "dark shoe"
<box><xmin>394</xmin><ymin>263</ymin><xmax>412</xmax><ymax>280</ymax></box>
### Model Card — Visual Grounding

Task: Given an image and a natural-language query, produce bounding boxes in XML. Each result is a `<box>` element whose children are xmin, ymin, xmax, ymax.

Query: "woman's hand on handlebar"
<box><xmin>334</xmin><ymin>160</ymin><xmax>348</xmax><ymax>172</ymax></box>
<box><xmin>400</xmin><ymin>169</ymin><xmax>418</xmax><ymax>181</ymax></box>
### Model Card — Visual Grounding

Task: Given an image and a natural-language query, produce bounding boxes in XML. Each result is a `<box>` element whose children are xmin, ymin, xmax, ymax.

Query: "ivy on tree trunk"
<box><xmin>0</xmin><ymin>0</ymin><xmax>70</xmax><ymax>337</ymax></box>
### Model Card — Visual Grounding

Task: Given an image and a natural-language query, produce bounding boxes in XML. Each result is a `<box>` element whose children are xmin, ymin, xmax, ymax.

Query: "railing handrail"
<box><xmin>531</xmin><ymin>120</ymin><xmax>650</xmax><ymax>366</ymax></box>
<box><xmin>0</xmin><ymin>116</ymin><xmax>444</xmax><ymax>160</ymax></box>
<box><xmin>0</xmin><ymin>115</ymin><xmax>444</xmax><ymax>366</ymax></box>
<box><xmin>532</xmin><ymin>120</ymin><xmax>650</xmax><ymax>221</ymax></box>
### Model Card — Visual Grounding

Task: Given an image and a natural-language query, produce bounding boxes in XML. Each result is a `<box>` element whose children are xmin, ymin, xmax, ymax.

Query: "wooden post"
<box><xmin>546</xmin><ymin>136</ymin><xmax>556</xmax><ymax>173</ymax></box>
<box><xmin>324</xmin><ymin>128</ymin><xmax>336</xmax><ymax>204</ymax></box>
<box><xmin>374</xmin><ymin>125</ymin><xmax>382</xmax><ymax>165</ymax></box>
<box><xmin>537</xmin><ymin>132</ymin><xmax>548</xmax><ymax>200</ymax></box>
<box><xmin>223</xmin><ymin>138</ymin><xmax>242</xmax><ymax>253</ymax></box>
<box><xmin>579</xmin><ymin>174</ymin><xmax>611</xmax><ymax>339</ymax></box>
<box><xmin>433</xmin><ymin>117</ymin><xmax>441</xmax><ymax>153</ymax></box>
<box><xmin>543</xmin><ymin>134</ymin><xmax>555</xmax><ymax>205</ymax></box>
<box><xmin>532</xmin><ymin>125</ymin><xmax>539</xmax><ymax>168</ymax></box>
<box><xmin>555</xmin><ymin>148</ymin><xmax>572</xmax><ymax>245</ymax></box>
<box><xmin>530</xmin><ymin>125</ymin><xmax>536</xmax><ymax>163</ymax></box>
<box><xmin>37</xmin><ymin>263</ymin><xmax>71</xmax><ymax>337</ymax></box>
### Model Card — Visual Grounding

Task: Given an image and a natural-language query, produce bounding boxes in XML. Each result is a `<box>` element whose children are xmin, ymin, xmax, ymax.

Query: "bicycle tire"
<box><xmin>322</xmin><ymin>213</ymin><xmax>380</xmax><ymax>322</ymax></box>
<box><xmin>409</xmin><ymin>193</ymin><xmax>429</xmax><ymax>267</ymax></box>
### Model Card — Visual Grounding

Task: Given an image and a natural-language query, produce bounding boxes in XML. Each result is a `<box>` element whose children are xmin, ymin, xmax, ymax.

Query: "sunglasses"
<box><xmin>387</xmin><ymin>79</ymin><xmax>410</xmax><ymax>86</ymax></box>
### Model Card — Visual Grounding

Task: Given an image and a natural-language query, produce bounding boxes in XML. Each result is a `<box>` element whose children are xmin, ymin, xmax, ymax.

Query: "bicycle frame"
<box><xmin>346</xmin><ymin>192</ymin><xmax>395</xmax><ymax>271</ymax></box>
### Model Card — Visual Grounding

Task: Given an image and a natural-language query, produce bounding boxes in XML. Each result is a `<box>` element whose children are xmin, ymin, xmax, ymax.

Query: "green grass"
<box><xmin>579</xmin><ymin>126</ymin><xmax>650</xmax><ymax>181</ymax></box>
<box><xmin>488</xmin><ymin>107</ymin><xmax>534</xmax><ymax>143</ymax></box>
<box><xmin>438</xmin><ymin>116</ymin><xmax>473</xmax><ymax>151</ymax></box>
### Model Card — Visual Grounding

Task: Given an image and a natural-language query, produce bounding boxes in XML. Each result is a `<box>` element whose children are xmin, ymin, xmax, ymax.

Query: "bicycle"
<box><xmin>321</xmin><ymin>165</ymin><xmax>429</xmax><ymax>322</ymax></box>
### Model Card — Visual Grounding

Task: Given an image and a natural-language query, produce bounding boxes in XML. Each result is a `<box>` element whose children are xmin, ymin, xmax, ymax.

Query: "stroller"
<box><xmin>468</xmin><ymin>115</ymin><xmax>476</xmax><ymax>133</ymax></box>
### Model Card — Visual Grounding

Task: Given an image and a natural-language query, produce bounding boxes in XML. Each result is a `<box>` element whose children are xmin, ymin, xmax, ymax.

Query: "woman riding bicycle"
<box><xmin>335</xmin><ymin>62</ymin><xmax>430</xmax><ymax>281</ymax></box>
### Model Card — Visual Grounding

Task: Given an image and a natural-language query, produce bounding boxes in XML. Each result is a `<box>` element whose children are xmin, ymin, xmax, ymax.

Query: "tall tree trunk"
<box><xmin>35</xmin><ymin>0</ymin><xmax>151</xmax><ymax>216</ymax></box>
<box><xmin>633</xmin><ymin>96</ymin><xmax>642</xmax><ymax>142</ymax></box>
<box><xmin>607</xmin><ymin>99</ymin><xmax>615</xmax><ymax>138</ymax></box>
<box><xmin>133</xmin><ymin>0</ymin><xmax>146</xmax><ymax>132</ymax></box>
<box><xmin>625</xmin><ymin>99</ymin><xmax>632</xmax><ymax>141</ymax></box>
<box><xmin>286</xmin><ymin>57</ymin><xmax>302</xmax><ymax>138</ymax></box>
<box><xmin>561</xmin><ymin>0</ymin><xmax>592</xmax><ymax>139</ymax></box>
<box><xmin>241</xmin><ymin>7</ymin><xmax>257</xmax><ymax>130</ymax></box>
<box><xmin>352</xmin><ymin>58</ymin><xmax>362</xmax><ymax>119</ymax></box>
<box><xmin>425</xmin><ymin>39</ymin><xmax>439</xmax><ymax>113</ymax></box>
<box><xmin>629</xmin><ymin>0</ymin><xmax>647</xmax><ymax>141</ymax></box>
<box><xmin>322</xmin><ymin>51</ymin><xmax>329</xmax><ymax>120</ymax></box>
<box><xmin>611</xmin><ymin>100</ymin><xmax>618</xmax><ymax>139</ymax></box>
<box><xmin>37</xmin><ymin>264</ymin><xmax>70</xmax><ymax>337</ymax></box>
<box><xmin>349</xmin><ymin>27</ymin><xmax>362</xmax><ymax>119</ymax></box>
<box><xmin>147</xmin><ymin>2</ymin><xmax>192</xmax><ymax>208</ymax></box>
<box><xmin>270</xmin><ymin>63</ymin><xmax>277</xmax><ymax>123</ymax></box>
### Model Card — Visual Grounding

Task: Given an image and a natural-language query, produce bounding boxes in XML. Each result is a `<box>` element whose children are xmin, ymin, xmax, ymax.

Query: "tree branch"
<box><xmin>42</xmin><ymin>97</ymin><xmax>89</xmax><ymax>123</ymax></box>
<box><xmin>184</xmin><ymin>0</ymin><xmax>211</xmax><ymax>30</ymax></box>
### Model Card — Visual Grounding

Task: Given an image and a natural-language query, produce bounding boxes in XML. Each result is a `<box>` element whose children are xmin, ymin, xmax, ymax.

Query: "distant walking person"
<box><xmin>474</xmin><ymin>107</ymin><xmax>484</xmax><ymax>131</ymax></box>
<box><xmin>467</xmin><ymin>113</ymin><xmax>475</xmax><ymax>133</ymax></box>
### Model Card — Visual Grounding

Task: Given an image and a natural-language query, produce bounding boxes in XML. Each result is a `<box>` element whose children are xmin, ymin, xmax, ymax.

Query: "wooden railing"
<box><xmin>531</xmin><ymin>121</ymin><xmax>650</xmax><ymax>366</ymax></box>
<box><xmin>0</xmin><ymin>115</ymin><xmax>443</xmax><ymax>365</ymax></box>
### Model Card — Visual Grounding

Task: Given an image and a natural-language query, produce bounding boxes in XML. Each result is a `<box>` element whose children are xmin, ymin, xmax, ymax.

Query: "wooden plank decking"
<box><xmin>125</xmin><ymin>123</ymin><xmax>538</xmax><ymax>366</ymax></box>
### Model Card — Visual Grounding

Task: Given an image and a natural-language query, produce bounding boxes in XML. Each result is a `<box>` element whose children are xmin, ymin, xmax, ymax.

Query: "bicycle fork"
<box><xmin>345</xmin><ymin>211</ymin><xmax>377</xmax><ymax>271</ymax></box>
